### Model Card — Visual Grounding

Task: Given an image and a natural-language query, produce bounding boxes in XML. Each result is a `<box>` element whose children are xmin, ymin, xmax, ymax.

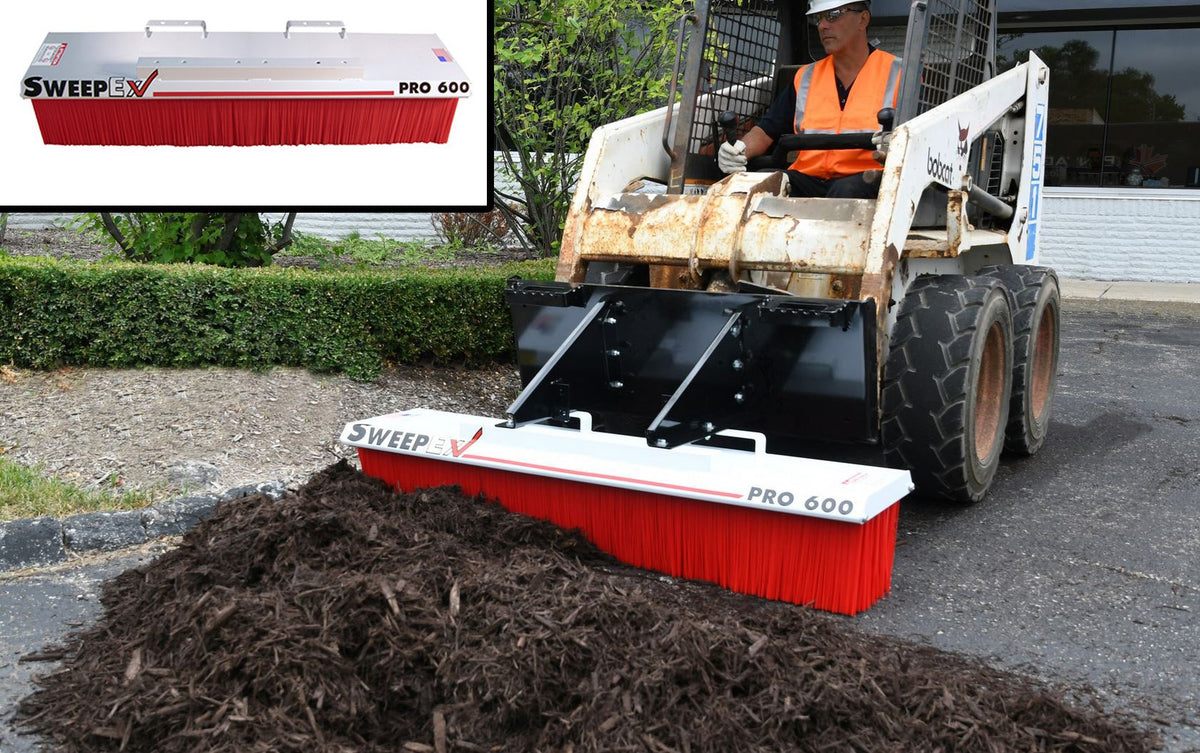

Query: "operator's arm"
<box><xmin>741</xmin><ymin>126</ymin><xmax>775</xmax><ymax>160</ymax></box>
<box><xmin>718</xmin><ymin>83</ymin><xmax>796</xmax><ymax>174</ymax></box>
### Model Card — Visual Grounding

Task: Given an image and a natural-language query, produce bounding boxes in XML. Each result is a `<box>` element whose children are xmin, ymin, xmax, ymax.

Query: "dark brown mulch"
<box><xmin>16</xmin><ymin>462</ymin><xmax>1159</xmax><ymax>752</ymax></box>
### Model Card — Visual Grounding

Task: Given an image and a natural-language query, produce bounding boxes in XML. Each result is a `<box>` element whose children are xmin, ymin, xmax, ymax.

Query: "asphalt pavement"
<box><xmin>859</xmin><ymin>289</ymin><xmax>1200</xmax><ymax>752</ymax></box>
<box><xmin>1</xmin><ymin>280</ymin><xmax>1198</xmax><ymax>752</ymax></box>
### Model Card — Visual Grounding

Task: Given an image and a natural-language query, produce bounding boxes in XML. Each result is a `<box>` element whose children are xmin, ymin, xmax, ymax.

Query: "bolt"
<box><xmin>734</xmin><ymin>392</ymin><xmax>746</xmax><ymax>404</ymax></box>
<box><xmin>603</xmin><ymin>317</ymin><xmax>618</xmax><ymax>325</ymax></box>
<box><xmin>730</xmin><ymin>324</ymin><xmax>742</xmax><ymax>338</ymax></box>
<box><xmin>702</xmin><ymin>422</ymin><xmax>715</xmax><ymax>433</ymax></box>
<box><xmin>606</xmin><ymin>349</ymin><xmax>621</xmax><ymax>358</ymax></box>
<box><xmin>609</xmin><ymin>380</ymin><xmax>624</xmax><ymax>389</ymax></box>
<box><xmin>732</xmin><ymin>359</ymin><xmax>744</xmax><ymax>371</ymax></box>
<box><xmin>655</xmin><ymin>438</ymin><xmax>669</xmax><ymax>448</ymax></box>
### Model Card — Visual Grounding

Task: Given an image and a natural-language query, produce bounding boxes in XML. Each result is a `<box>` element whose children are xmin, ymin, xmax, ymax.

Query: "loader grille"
<box><xmin>686</xmin><ymin>0</ymin><xmax>780</xmax><ymax>158</ymax></box>
<box><xmin>897</xmin><ymin>0</ymin><xmax>996</xmax><ymax>123</ymax></box>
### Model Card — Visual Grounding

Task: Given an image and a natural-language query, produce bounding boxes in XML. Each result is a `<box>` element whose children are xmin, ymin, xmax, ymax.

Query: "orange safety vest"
<box><xmin>791</xmin><ymin>50</ymin><xmax>902</xmax><ymax>179</ymax></box>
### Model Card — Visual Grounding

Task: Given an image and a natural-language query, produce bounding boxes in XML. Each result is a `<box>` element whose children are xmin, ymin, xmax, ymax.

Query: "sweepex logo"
<box><xmin>344</xmin><ymin>423</ymin><xmax>483</xmax><ymax>458</ymax></box>
<box><xmin>23</xmin><ymin>69</ymin><xmax>160</xmax><ymax>98</ymax></box>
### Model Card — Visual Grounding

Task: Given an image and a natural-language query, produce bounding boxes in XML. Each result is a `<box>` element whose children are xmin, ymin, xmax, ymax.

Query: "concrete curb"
<box><xmin>0</xmin><ymin>481</ymin><xmax>287</xmax><ymax>572</ymax></box>
<box><xmin>1060</xmin><ymin>279</ymin><xmax>1200</xmax><ymax>304</ymax></box>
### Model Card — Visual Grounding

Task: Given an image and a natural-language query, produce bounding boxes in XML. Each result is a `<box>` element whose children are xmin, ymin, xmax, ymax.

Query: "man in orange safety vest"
<box><xmin>718</xmin><ymin>0</ymin><xmax>901</xmax><ymax>199</ymax></box>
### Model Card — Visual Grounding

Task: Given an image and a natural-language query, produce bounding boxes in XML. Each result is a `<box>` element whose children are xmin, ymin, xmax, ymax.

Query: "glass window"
<box><xmin>999</xmin><ymin>31</ymin><xmax>1115</xmax><ymax>187</ymax></box>
<box><xmin>1106</xmin><ymin>28</ymin><xmax>1200</xmax><ymax>188</ymax></box>
<box><xmin>998</xmin><ymin>26</ymin><xmax>1200</xmax><ymax>189</ymax></box>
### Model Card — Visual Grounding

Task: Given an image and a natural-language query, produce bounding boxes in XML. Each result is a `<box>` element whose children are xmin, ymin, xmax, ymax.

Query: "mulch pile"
<box><xmin>17</xmin><ymin>462</ymin><xmax>1159</xmax><ymax>752</ymax></box>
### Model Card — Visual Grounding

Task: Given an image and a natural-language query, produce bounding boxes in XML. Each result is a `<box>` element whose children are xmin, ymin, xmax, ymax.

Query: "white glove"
<box><xmin>718</xmin><ymin>140</ymin><xmax>748</xmax><ymax>173</ymax></box>
<box><xmin>871</xmin><ymin>130</ymin><xmax>893</xmax><ymax>161</ymax></box>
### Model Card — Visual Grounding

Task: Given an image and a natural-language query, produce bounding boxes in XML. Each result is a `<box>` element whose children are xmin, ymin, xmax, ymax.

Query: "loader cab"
<box><xmin>665</xmin><ymin>0</ymin><xmax>1008</xmax><ymax>232</ymax></box>
<box><xmin>666</xmin><ymin>0</ymin><xmax>905</xmax><ymax>190</ymax></box>
<box><xmin>572</xmin><ymin>0</ymin><xmax>1026</xmax><ymax>294</ymax></box>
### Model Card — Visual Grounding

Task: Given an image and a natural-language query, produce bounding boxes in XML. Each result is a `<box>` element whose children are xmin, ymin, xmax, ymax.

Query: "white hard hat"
<box><xmin>807</xmin><ymin>0</ymin><xmax>870</xmax><ymax>15</ymax></box>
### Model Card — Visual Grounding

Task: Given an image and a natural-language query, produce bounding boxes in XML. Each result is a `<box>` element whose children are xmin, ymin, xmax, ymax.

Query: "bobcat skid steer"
<box><xmin>519</xmin><ymin>0</ymin><xmax>1058</xmax><ymax>504</ymax></box>
<box><xmin>343</xmin><ymin>0</ymin><xmax>1058</xmax><ymax>614</ymax></box>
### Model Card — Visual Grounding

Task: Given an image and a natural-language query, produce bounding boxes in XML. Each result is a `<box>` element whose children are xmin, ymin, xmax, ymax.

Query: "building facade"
<box><xmin>871</xmin><ymin>0</ymin><xmax>1200</xmax><ymax>282</ymax></box>
<box><xmin>8</xmin><ymin>1</ymin><xmax>1199</xmax><ymax>282</ymax></box>
<box><xmin>996</xmin><ymin>0</ymin><xmax>1200</xmax><ymax>282</ymax></box>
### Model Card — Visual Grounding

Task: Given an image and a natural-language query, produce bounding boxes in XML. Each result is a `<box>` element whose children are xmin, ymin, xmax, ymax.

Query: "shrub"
<box><xmin>76</xmin><ymin>213</ymin><xmax>296</xmax><ymax>268</ymax></box>
<box><xmin>0</xmin><ymin>256</ymin><xmax>555</xmax><ymax>380</ymax></box>
<box><xmin>431</xmin><ymin>210</ymin><xmax>510</xmax><ymax>249</ymax></box>
<box><xmin>494</xmin><ymin>0</ymin><xmax>687</xmax><ymax>256</ymax></box>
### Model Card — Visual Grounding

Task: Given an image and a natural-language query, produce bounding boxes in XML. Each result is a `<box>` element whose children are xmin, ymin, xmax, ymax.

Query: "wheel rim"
<box><xmin>974</xmin><ymin>321</ymin><xmax>1006</xmax><ymax>463</ymax></box>
<box><xmin>1029</xmin><ymin>304</ymin><xmax>1056</xmax><ymax>421</ymax></box>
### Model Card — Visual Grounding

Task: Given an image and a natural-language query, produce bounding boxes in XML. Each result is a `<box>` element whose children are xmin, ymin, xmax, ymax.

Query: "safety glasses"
<box><xmin>808</xmin><ymin>6</ymin><xmax>868</xmax><ymax>25</ymax></box>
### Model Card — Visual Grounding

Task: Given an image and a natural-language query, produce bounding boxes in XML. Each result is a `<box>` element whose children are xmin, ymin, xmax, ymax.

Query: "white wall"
<box><xmin>1039</xmin><ymin>188</ymin><xmax>1200</xmax><ymax>283</ymax></box>
<box><xmin>266</xmin><ymin>213</ymin><xmax>439</xmax><ymax>241</ymax></box>
<box><xmin>8</xmin><ymin>189</ymin><xmax>1200</xmax><ymax>284</ymax></box>
<box><xmin>3</xmin><ymin>212</ymin><xmax>438</xmax><ymax>240</ymax></box>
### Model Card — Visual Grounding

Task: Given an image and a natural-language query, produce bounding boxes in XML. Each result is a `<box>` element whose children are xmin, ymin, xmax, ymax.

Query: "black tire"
<box><xmin>980</xmin><ymin>265</ymin><xmax>1061</xmax><ymax>455</ymax></box>
<box><xmin>881</xmin><ymin>275</ymin><xmax>1014</xmax><ymax>503</ymax></box>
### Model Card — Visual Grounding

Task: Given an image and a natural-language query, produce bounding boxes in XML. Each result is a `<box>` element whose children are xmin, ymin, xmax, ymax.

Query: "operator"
<box><xmin>717</xmin><ymin>0</ymin><xmax>902</xmax><ymax>199</ymax></box>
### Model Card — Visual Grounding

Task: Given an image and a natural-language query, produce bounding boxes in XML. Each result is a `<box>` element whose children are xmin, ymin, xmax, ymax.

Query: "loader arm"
<box><xmin>866</xmin><ymin>53</ymin><xmax>1051</xmax><ymax>333</ymax></box>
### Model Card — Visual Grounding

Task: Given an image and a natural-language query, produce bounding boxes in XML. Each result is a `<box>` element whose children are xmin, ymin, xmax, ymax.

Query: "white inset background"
<box><xmin>1</xmin><ymin>1</ymin><xmax>487</xmax><ymax>208</ymax></box>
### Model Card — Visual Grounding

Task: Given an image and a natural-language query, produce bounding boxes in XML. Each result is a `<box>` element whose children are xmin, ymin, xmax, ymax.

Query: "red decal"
<box><xmin>128</xmin><ymin>69</ymin><xmax>159</xmax><ymax>98</ymax></box>
<box><xmin>450</xmin><ymin>428</ymin><xmax>484</xmax><ymax>458</ymax></box>
<box><xmin>153</xmin><ymin>90</ymin><xmax>394</xmax><ymax>97</ymax></box>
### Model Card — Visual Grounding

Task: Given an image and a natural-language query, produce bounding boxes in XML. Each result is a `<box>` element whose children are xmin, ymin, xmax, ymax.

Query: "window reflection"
<box><xmin>998</xmin><ymin>27</ymin><xmax>1200</xmax><ymax>189</ymax></box>
<box><xmin>1107</xmin><ymin>28</ymin><xmax>1200</xmax><ymax>188</ymax></box>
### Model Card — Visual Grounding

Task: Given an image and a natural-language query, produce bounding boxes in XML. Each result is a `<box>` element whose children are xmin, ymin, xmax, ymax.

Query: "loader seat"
<box><xmin>772</xmin><ymin>64</ymin><xmax>803</xmax><ymax>101</ymax></box>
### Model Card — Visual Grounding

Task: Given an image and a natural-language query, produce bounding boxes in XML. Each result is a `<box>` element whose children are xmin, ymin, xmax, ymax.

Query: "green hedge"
<box><xmin>0</xmin><ymin>256</ymin><xmax>555</xmax><ymax>380</ymax></box>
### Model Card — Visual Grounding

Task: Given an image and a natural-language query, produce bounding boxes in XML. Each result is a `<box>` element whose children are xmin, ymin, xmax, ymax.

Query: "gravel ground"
<box><xmin>0</xmin><ymin>364</ymin><xmax>520</xmax><ymax>502</ymax></box>
<box><xmin>1</xmin><ymin>226</ymin><xmax>117</xmax><ymax>262</ymax></box>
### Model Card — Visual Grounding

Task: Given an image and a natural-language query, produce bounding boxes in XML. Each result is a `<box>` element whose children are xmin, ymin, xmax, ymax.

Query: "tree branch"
<box><xmin>267</xmin><ymin>212</ymin><xmax>298</xmax><ymax>254</ymax></box>
<box><xmin>215</xmin><ymin>213</ymin><xmax>243</xmax><ymax>255</ymax></box>
<box><xmin>99</xmin><ymin>213</ymin><xmax>133</xmax><ymax>256</ymax></box>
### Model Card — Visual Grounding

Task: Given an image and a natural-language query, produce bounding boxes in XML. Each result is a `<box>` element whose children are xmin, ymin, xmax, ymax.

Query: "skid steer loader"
<box><xmin>511</xmin><ymin>0</ymin><xmax>1058</xmax><ymax>503</ymax></box>
<box><xmin>343</xmin><ymin>0</ymin><xmax>1059</xmax><ymax>613</ymax></box>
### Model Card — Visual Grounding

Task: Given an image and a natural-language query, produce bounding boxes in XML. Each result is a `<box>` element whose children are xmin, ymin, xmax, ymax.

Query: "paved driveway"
<box><xmin>859</xmin><ymin>299</ymin><xmax>1200</xmax><ymax>752</ymax></box>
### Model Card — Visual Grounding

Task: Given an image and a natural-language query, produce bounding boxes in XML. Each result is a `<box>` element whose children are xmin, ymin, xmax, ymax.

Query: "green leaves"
<box><xmin>493</xmin><ymin>0</ymin><xmax>687</xmax><ymax>256</ymax></box>
<box><xmin>76</xmin><ymin>213</ymin><xmax>284</xmax><ymax>268</ymax></box>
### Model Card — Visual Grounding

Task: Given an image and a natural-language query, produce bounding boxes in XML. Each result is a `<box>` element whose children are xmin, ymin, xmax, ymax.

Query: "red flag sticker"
<box><xmin>32</xmin><ymin>43</ymin><xmax>68</xmax><ymax>66</ymax></box>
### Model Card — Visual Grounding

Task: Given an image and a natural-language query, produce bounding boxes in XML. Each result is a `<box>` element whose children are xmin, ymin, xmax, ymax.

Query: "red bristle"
<box><xmin>358</xmin><ymin>448</ymin><xmax>899</xmax><ymax>616</ymax></box>
<box><xmin>31</xmin><ymin>98</ymin><xmax>458</xmax><ymax>146</ymax></box>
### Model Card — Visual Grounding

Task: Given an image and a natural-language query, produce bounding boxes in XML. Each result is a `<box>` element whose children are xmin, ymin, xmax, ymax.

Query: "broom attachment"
<box><xmin>343</xmin><ymin>409</ymin><xmax>912</xmax><ymax>615</ymax></box>
<box><xmin>21</xmin><ymin>20</ymin><xmax>470</xmax><ymax>146</ymax></box>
